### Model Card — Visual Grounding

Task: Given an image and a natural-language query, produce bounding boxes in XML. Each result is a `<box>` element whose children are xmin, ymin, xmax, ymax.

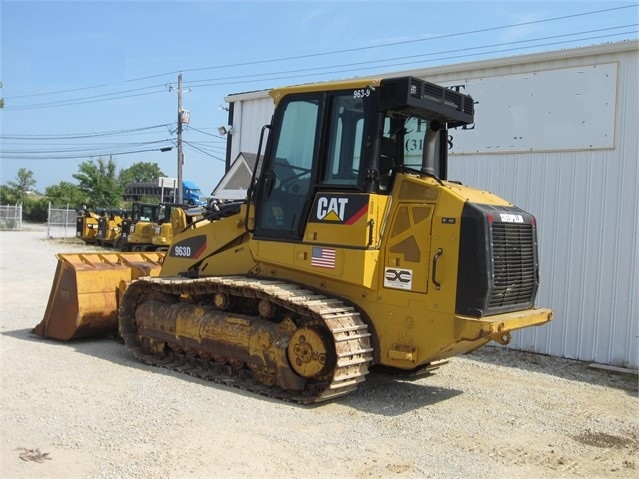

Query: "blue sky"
<box><xmin>1</xmin><ymin>0</ymin><xmax>637</xmax><ymax>197</ymax></box>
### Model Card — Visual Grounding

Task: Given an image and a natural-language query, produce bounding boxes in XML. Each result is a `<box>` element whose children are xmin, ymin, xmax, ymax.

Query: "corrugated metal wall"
<box><xmin>417</xmin><ymin>45</ymin><xmax>638</xmax><ymax>368</ymax></box>
<box><xmin>226</xmin><ymin>42</ymin><xmax>638</xmax><ymax>368</ymax></box>
<box><xmin>229</xmin><ymin>96</ymin><xmax>274</xmax><ymax>164</ymax></box>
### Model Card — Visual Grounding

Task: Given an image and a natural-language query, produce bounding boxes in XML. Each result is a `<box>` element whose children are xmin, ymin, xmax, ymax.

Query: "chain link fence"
<box><xmin>0</xmin><ymin>204</ymin><xmax>23</xmax><ymax>230</ymax></box>
<box><xmin>46</xmin><ymin>203</ymin><xmax>76</xmax><ymax>239</ymax></box>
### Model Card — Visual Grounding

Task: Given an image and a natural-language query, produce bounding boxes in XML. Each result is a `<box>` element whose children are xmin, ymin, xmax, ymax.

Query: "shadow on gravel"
<box><xmin>5</xmin><ymin>327</ymin><xmax>465</xmax><ymax>412</ymax></box>
<box><xmin>4</xmin><ymin>328</ymin><xmax>137</xmax><ymax>365</ymax></box>
<box><xmin>467</xmin><ymin>345</ymin><xmax>638</xmax><ymax>395</ymax></box>
<box><xmin>9</xmin><ymin>327</ymin><xmax>634</xmax><ymax>410</ymax></box>
<box><xmin>5</xmin><ymin>327</ymin><xmax>272</xmax><ymax>403</ymax></box>
<box><xmin>341</xmin><ymin>370</ymin><xmax>464</xmax><ymax>416</ymax></box>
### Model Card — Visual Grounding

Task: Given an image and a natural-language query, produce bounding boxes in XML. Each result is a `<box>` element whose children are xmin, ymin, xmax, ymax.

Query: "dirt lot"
<box><xmin>1</xmin><ymin>225</ymin><xmax>637</xmax><ymax>479</ymax></box>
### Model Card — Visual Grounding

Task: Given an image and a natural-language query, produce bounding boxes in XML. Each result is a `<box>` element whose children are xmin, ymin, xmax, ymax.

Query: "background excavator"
<box><xmin>34</xmin><ymin>76</ymin><xmax>553</xmax><ymax>403</ymax></box>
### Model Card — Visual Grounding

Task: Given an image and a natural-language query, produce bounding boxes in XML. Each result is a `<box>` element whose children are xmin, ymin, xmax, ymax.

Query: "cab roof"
<box><xmin>268</xmin><ymin>77</ymin><xmax>384</xmax><ymax>105</ymax></box>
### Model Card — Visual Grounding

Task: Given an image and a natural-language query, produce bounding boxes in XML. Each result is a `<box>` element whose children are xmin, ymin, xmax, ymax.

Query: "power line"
<box><xmin>0</xmin><ymin>146</ymin><xmax>174</xmax><ymax>161</ymax></box>
<box><xmin>2</xmin><ymin>88</ymin><xmax>168</xmax><ymax>111</ymax></box>
<box><xmin>134</xmin><ymin>5</ymin><xmax>639</xmax><ymax>78</ymax></box>
<box><xmin>1</xmin><ymin>7</ymin><xmax>635</xmax><ymax>169</ymax></box>
<box><xmin>186</xmin><ymin>125</ymin><xmax>227</xmax><ymax>140</ymax></box>
<box><xmin>188</xmin><ymin>30</ymin><xmax>638</xmax><ymax>89</ymax></box>
<box><xmin>5</xmin><ymin>28</ymin><xmax>635</xmax><ymax>112</ymax></box>
<box><xmin>1</xmin><ymin>139</ymin><xmax>174</xmax><ymax>154</ymax></box>
<box><xmin>182</xmin><ymin>141</ymin><xmax>225</xmax><ymax>163</ymax></box>
<box><xmin>0</xmin><ymin>123</ymin><xmax>173</xmax><ymax>140</ymax></box>
<box><xmin>185</xmin><ymin>25</ymin><xmax>637</xmax><ymax>87</ymax></box>
<box><xmin>3</xmin><ymin>5</ymin><xmax>635</xmax><ymax>103</ymax></box>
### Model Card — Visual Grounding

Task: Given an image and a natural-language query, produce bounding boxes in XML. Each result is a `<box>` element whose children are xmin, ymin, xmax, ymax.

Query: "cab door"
<box><xmin>254</xmin><ymin>95</ymin><xmax>321</xmax><ymax>240</ymax></box>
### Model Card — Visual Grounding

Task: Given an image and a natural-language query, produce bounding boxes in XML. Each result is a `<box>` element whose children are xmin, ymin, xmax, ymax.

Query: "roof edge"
<box><xmin>223</xmin><ymin>40</ymin><xmax>638</xmax><ymax>104</ymax></box>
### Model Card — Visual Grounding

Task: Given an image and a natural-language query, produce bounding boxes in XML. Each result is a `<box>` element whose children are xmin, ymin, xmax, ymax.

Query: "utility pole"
<box><xmin>176</xmin><ymin>72</ymin><xmax>184</xmax><ymax>204</ymax></box>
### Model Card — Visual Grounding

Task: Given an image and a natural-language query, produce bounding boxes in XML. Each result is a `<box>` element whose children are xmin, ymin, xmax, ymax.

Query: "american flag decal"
<box><xmin>311</xmin><ymin>247</ymin><xmax>336</xmax><ymax>269</ymax></box>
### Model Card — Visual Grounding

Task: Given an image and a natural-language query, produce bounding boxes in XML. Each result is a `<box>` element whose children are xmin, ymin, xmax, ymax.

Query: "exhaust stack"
<box><xmin>421</xmin><ymin>119</ymin><xmax>442</xmax><ymax>176</ymax></box>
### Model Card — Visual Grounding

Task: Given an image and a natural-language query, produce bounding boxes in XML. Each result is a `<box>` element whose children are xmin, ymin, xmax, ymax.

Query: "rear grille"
<box><xmin>456</xmin><ymin>203</ymin><xmax>539</xmax><ymax>317</ymax></box>
<box><xmin>489</xmin><ymin>223</ymin><xmax>537</xmax><ymax>309</ymax></box>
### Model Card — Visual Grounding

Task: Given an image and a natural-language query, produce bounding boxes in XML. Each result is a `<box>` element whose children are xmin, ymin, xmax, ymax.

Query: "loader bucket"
<box><xmin>33</xmin><ymin>252</ymin><xmax>165</xmax><ymax>340</ymax></box>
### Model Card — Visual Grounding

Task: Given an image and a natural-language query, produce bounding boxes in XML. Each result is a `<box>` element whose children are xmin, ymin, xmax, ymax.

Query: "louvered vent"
<box><xmin>456</xmin><ymin>203</ymin><xmax>539</xmax><ymax>317</ymax></box>
<box><xmin>381</xmin><ymin>83</ymin><xmax>398</xmax><ymax>100</ymax></box>
<box><xmin>488</xmin><ymin>223</ymin><xmax>537</xmax><ymax>310</ymax></box>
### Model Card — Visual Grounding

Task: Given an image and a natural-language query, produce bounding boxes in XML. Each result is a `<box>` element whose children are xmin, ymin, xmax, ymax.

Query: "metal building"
<box><xmin>221</xmin><ymin>41</ymin><xmax>639</xmax><ymax>369</ymax></box>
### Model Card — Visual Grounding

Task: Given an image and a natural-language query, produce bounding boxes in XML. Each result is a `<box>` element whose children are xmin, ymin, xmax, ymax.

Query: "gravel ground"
<box><xmin>1</xmin><ymin>224</ymin><xmax>637</xmax><ymax>479</ymax></box>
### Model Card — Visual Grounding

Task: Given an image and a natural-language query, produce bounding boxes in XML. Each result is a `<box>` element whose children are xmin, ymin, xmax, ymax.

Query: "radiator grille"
<box><xmin>489</xmin><ymin>222</ymin><xmax>537</xmax><ymax>309</ymax></box>
<box><xmin>456</xmin><ymin>203</ymin><xmax>540</xmax><ymax>317</ymax></box>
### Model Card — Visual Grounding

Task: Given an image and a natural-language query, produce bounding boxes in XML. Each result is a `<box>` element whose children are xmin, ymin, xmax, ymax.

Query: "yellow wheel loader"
<box><xmin>34</xmin><ymin>76</ymin><xmax>553</xmax><ymax>403</ymax></box>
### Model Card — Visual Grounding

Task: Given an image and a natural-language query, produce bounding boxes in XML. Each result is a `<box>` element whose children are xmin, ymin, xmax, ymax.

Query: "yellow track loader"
<box><xmin>120</xmin><ymin>203</ymin><xmax>162</xmax><ymax>252</ymax></box>
<box><xmin>151</xmin><ymin>204</ymin><xmax>205</xmax><ymax>251</ymax></box>
<box><xmin>34</xmin><ymin>76</ymin><xmax>553</xmax><ymax>403</ymax></box>
<box><xmin>75</xmin><ymin>208</ymin><xmax>100</xmax><ymax>244</ymax></box>
<box><xmin>96</xmin><ymin>209</ymin><xmax>126</xmax><ymax>248</ymax></box>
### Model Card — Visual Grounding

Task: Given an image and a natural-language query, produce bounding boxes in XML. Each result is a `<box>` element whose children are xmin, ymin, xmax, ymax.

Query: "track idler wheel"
<box><xmin>287</xmin><ymin>327</ymin><xmax>331</xmax><ymax>378</ymax></box>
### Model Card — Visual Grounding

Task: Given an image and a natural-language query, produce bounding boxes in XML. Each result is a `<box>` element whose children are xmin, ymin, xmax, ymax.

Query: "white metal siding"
<box><xmin>426</xmin><ymin>45</ymin><xmax>639</xmax><ymax>368</ymax></box>
<box><xmin>229</xmin><ymin>97</ymin><xmax>273</xmax><ymax>162</ymax></box>
<box><xmin>226</xmin><ymin>42</ymin><xmax>639</xmax><ymax>368</ymax></box>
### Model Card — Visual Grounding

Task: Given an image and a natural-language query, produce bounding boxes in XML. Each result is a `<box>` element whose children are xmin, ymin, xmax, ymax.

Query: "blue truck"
<box><xmin>123</xmin><ymin>180</ymin><xmax>207</xmax><ymax>206</ymax></box>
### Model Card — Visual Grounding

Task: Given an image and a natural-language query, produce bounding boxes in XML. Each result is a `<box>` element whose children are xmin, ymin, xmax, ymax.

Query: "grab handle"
<box><xmin>432</xmin><ymin>248</ymin><xmax>443</xmax><ymax>290</ymax></box>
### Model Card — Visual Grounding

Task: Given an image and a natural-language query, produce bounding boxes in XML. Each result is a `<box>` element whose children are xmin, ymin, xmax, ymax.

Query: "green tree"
<box><xmin>73</xmin><ymin>156</ymin><xmax>122</xmax><ymax>209</ymax></box>
<box><xmin>0</xmin><ymin>184</ymin><xmax>17</xmax><ymax>204</ymax></box>
<box><xmin>118</xmin><ymin>161</ymin><xmax>166</xmax><ymax>189</ymax></box>
<box><xmin>45</xmin><ymin>181</ymin><xmax>88</xmax><ymax>208</ymax></box>
<box><xmin>23</xmin><ymin>198</ymin><xmax>49</xmax><ymax>222</ymax></box>
<box><xmin>6</xmin><ymin>168</ymin><xmax>36</xmax><ymax>205</ymax></box>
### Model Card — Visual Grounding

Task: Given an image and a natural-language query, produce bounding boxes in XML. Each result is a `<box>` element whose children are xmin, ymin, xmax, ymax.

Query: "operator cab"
<box><xmin>252</xmin><ymin>76</ymin><xmax>474</xmax><ymax>241</ymax></box>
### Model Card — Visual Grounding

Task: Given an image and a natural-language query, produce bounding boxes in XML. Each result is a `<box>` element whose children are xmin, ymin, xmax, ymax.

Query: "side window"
<box><xmin>322</xmin><ymin>94</ymin><xmax>365</xmax><ymax>186</ymax></box>
<box><xmin>255</xmin><ymin>97</ymin><xmax>319</xmax><ymax>238</ymax></box>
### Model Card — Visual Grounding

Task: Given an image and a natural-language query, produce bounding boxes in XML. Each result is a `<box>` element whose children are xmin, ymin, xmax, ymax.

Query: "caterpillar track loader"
<box><xmin>34</xmin><ymin>76</ymin><xmax>553</xmax><ymax>403</ymax></box>
<box><xmin>120</xmin><ymin>203</ymin><xmax>162</xmax><ymax>252</ymax></box>
<box><xmin>151</xmin><ymin>204</ymin><xmax>205</xmax><ymax>251</ymax></box>
<box><xmin>75</xmin><ymin>208</ymin><xmax>100</xmax><ymax>244</ymax></box>
<box><xmin>96</xmin><ymin>209</ymin><xmax>126</xmax><ymax>248</ymax></box>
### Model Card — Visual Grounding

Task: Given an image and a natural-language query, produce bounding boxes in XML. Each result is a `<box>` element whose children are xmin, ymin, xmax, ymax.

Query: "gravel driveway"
<box><xmin>1</xmin><ymin>225</ymin><xmax>637</xmax><ymax>479</ymax></box>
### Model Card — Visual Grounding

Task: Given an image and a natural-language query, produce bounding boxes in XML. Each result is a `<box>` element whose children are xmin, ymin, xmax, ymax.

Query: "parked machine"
<box><xmin>119</xmin><ymin>202</ymin><xmax>162</xmax><ymax>252</ymax></box>
<box><xmin>151</xmin><ymin>203</ymin><xmax>205</xmax><ymax>251</ymax></box>
<box><xmin>75</xmin><ymin>207</ymin><xmax>100</xmax><ymax>244</ymax></box>
<box><xmin>96</xmin><ymin>209</ymin><xmax>126</xmax><ymax>248</ymax></box>
<box><xmin>34</xmin><ymin>76</ymin><xmax>552</xmax><ymax>403</ymax></box>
